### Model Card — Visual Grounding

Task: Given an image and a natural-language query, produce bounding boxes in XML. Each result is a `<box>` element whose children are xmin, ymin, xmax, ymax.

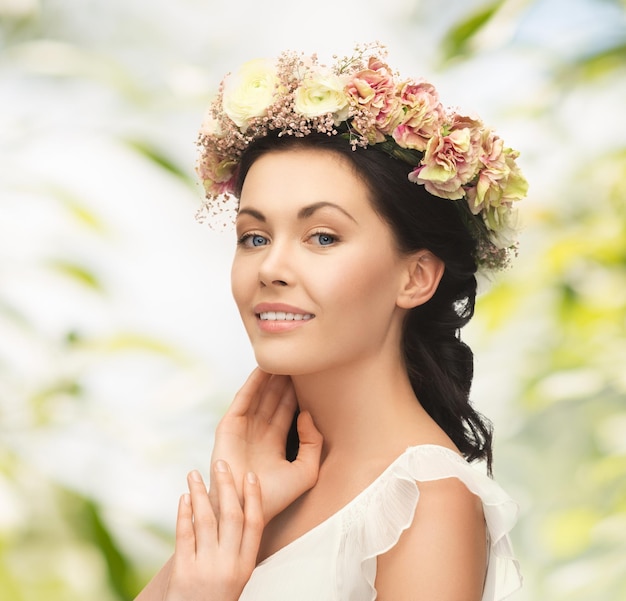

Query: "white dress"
<box><xmin>238</xmin><ymin>445</ymin><xmax>521</xmax><ymax>601</ymax></box>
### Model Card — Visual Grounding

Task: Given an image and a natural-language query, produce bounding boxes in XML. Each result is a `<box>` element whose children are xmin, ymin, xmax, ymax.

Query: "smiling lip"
<box><xmin>254</xmin><ymin>303</ymin><xmax>315</xmax><ymax>332</ymax></box>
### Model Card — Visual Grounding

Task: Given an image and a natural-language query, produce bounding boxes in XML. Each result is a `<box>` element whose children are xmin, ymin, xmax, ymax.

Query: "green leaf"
<box><xmin>440</xmin><ymin>1</ymin><xmax>504</xmax><ymax>62</ymax></box>
<box><xmin>542</xmin><ymin>507</ymin><xmax>601</xmax><ymax>558</ymax></box>
<box><xmin>565</xmin><ymin>43</ymin><xmax>626</xmax><ymax>82</ymax></box>
<box><xmin>90</xmin><ymin>333</ymin><xmax>188</xmax><ymax>362</ymax></box>
<box><xmin>48</xmin><ymin>260</ymin><xmax>103</xmax><ymax>291</ymax></box>
<box><xmin>125</xmin><ymin>139</ymin><xmax>193</xmax><ymax>184</ymax></box>
<box><xmin>0</xmin><ymin>298</ymin><xmax>29</xmax><ymax>328</ymax></box>
<box><xmin>30</xmin><ymin>380</ymin><xmax>83</xmax><ymax>425</ymax></box>
<box><xmin>80</xmin><ymin>499</ymin><xmax>138</xmax><ymax>600</ymax></box>
<box><xmin>56</xmin><ymin>486</ymin><xmax>141</xmax><ymax>600</ymax></box>
<box><xmin>50</xmin><ymin>186</ymin><xmax>107</xmax><ymax>233</ymax></box>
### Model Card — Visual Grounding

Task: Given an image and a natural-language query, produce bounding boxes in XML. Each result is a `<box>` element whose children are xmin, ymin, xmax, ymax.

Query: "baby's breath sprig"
<box><xmin>196</xmin><ymin>43</ymin><xmax>528</xmax><ymax>272</ymax></box>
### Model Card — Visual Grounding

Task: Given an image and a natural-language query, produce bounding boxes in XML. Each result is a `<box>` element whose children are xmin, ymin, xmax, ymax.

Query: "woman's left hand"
<box><xmin>209</xmin><ymin>368</ymin><xmax>323</xmax><ymax>525</ymax></box>
<box><xmin>163</xmin><ymin>463</ymin><xmax>263</xmax><ymax>601</ymax></box>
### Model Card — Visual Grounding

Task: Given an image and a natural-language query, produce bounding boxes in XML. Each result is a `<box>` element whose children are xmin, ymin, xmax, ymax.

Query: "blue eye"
<box><xmin>312</xmin><ymin>232</ymin><xmax>336</xmax><ymax>246</ymax></box>
<box><xmin>251</xmin><ymin>234</ymin><xmax>268</xmax><ymax>246</ymax></box>
<box><xmin>238</xmin><ymin>233</ymin><xmax>269</xmax><ymax>247</ymax></box>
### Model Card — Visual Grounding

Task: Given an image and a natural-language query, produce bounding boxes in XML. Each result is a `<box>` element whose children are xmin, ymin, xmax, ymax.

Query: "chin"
<box><xmin>254</xmin><ymin>355</ymin><xmax>298</xmax><ymax>376</ymax></box>
<box><xmin>252</xmin><ymin>349</ymin><xmax>321</xmax><ymax>377</ymax></box>
<box><xmin>256</xmin><ymin>363</ymin><xmax>290</xmax><ymax>376</ymax></box>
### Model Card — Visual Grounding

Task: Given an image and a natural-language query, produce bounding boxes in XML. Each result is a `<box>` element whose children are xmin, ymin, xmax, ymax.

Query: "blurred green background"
<box><xmin>1</xmin><ymin>0</ymin><xmax>625</xmax><ymax>599</ymax></box>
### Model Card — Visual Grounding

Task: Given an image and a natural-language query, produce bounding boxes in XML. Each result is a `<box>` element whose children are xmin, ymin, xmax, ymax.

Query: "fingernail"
<box><xmin>246</xmin><ymin>472</ymin><xmax>257</xmax><ymax>484</ymax></box>
<box><xmin>190</xmin><ymin>469</ymin><xmax>202</xmax><ymax>482</ymax></box>
<box><xmin>182</xmin><ymin>493</ymin><xmax>190</xmax><ymax>505</ymax></box>
<box><xmin>215</xmin><ymin>460</ymin><xmax>229</xmax><ymax>473</ymax></box>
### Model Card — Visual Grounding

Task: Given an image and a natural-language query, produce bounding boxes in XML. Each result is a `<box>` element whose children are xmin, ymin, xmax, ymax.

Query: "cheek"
<box><xmin>320</xmin><ymin>250</ymin><xmax>401</xmax><ymax>312</ymax></box>
<box><xmin>230</xmin><ymin>258</ymin><xmax>250</xmax><ymax>311</ymax></box>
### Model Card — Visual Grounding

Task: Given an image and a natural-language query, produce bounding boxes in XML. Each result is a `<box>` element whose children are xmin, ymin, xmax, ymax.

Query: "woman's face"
<box><xmin>231</xmin><ymin>148</ymin><xmax>412</xmax><ymax>376</ymax></box>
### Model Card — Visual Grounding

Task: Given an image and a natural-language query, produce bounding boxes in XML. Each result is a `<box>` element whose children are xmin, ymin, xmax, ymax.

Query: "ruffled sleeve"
<box><xmin>342</xmin><ymin>445</ymin><xmax>522</xmax><ymax>601</ymax></box>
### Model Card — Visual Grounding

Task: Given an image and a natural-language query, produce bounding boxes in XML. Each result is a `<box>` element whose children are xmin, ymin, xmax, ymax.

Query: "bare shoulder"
<box><xmin>375</xmin><ymin>477</ymin><xmax>487</xmax><ymax>601</ymax></box>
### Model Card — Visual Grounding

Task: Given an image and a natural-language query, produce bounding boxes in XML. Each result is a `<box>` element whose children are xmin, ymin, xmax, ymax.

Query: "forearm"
<box><xmin>134</xmin><ymin>556</ymin><xmax>173</xmax><ymax>601</ymax></box>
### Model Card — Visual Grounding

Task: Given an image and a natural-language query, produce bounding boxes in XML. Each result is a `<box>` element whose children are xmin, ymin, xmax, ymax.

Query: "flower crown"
<box><xmin>196</xmin><ymin>43</ymin><xmax>528</xmax><ymax>272</ymax></box>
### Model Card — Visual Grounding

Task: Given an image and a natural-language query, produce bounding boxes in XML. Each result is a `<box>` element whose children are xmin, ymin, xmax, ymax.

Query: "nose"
<box><xmin>258</xmin><ymin>242</ymin><xmax>292</xmax><ymax>288</ymax></box>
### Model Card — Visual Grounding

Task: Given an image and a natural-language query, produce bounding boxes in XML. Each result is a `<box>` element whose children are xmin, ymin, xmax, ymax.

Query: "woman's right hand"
<box><xmin>209</xmin><ymin>368</ymin><xmax>323</xmax><ymax>525</ymax></box>
<box><xmin>164</xmin><ymin>464</ymin><xmax>263</xmax><ymax>601</ymax></box>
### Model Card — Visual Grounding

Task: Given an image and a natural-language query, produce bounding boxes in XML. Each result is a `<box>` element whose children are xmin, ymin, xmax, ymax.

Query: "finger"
<box><xmin>240</xmin><ymin>472</ymin><xmax>264</xmax><ymax>568</ymax></box>
<box><xmin>207</xmin><ymin>482</ymin><xmax>219</xmax><ymax>523</ymax></box>
<box><xmin>187</xmin><ymin>470</ymin><xmax>217</xmax><ymax>554</ymax></box>
<box><xmin>174</xmin><ymin>493</ymin><xmax>195</xmax><ymax>561</ymax></box>
<box><xmin>291</xmin><ymin>411</ymin><xmax>324</xmax><ymax>489</ymax></box>
<box><xmin>213</xmin><ymin>460</ymin><xmax>245</xmax><ymax>554</ymax></box>
<box><xmin>255</xmin><ymin>374</ymin><xmax>292</xmax><ymax>424</ymax></box>
<box><xmin>266</xmin><ymin>377</ymin><xmax>298</xmax><ymax>434</ymax></box>
<box><xmin>227</xmin><ymin>368</ymin><xmax>271</xmax><ymax>417</ymax></box>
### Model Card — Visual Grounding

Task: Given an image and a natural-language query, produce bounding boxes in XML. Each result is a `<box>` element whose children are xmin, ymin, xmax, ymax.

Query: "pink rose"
<box><xmin>392</xmin><ymin>80</ymin><xmax>445</xmax><ymax>151</ymax></box>
<box><xmin>197</xmin><ymin>153</ymin><xmax>238</xmax><ymax>197</ymax></box>
<box><xmin>347</xmin><ymin>57</ymin><xmax>402</xmax><ymax>142</ymax></box>
<box><xmin>465</xmin><ymin>130</ymin><xmax>529</xmax><ymax>214</ymax></box>
<box><xmin>409</xmin><ymin>113</ymin><xmax>483</xmax><ymax>199</ymax></box>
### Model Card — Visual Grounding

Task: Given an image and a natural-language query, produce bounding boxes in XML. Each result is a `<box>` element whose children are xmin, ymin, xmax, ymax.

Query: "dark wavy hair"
<box><xmin>235</xmin><ymin>133</ymin><xmax>494</xmax><ymax>474</ymax></box>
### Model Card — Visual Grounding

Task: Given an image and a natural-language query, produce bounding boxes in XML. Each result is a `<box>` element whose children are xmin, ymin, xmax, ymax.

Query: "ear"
<box><xmin>396</xmin><ymin>250</ymin><xmax>445</xmax><ymax>309</ymax></box>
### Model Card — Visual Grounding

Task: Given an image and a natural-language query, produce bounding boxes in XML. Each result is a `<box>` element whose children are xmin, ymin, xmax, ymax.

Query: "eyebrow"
<box><xmin>236</xmin><ymin>207</ymin><xmax>266</xmax><ymax>222</ymax></box>
<box><xmin>237</xmin><ymin>201</ymin><xmax>357</xmax><ymax>223</ymax></box>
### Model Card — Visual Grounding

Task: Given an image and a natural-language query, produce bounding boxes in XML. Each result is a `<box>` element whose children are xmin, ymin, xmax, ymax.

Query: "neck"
<box><xmin>291</xmin><ymin>351</ymin><xmax>433</xmax><ymax>463</ymax></box>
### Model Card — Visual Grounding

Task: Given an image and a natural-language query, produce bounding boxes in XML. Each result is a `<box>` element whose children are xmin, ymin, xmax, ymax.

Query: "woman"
<box><xmin>137</xmin><ymin>44</ymin><xmax>525</xmax><ymax>601</ymax></box>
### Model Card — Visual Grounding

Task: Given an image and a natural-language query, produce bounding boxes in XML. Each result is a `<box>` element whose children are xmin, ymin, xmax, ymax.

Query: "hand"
<box><xmin>164</xmin><ymin>464</ymin><xmax>263</xmax><ymax>601</ymax></box>
<box><xmin>210</xmin><ymin>368</ymin><xmax>323</xmax><ymax>524</ymax></box>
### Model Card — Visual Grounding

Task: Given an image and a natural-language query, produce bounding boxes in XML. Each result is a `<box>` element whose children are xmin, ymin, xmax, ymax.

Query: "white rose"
<box><xmin>294</xmin><ymin>70</ymin><xmax>349</xmax><ymax>121</ymax></box>
<box><xmin>199</xmin><ymin>110</ymin><xmax>223</xmax><ymax>137</ymax></box>
<box><xmin>222</xmin><ymin>59</ymin><xmax>278</xmax><ymax>131</ymax></box>
<box><xmin>485</xmin><ymin>205</ymin><xmax>520</xmax><ymax>249</ymax></box>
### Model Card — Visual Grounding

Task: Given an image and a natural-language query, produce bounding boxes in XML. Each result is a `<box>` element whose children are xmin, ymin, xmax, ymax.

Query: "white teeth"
<box><xmin>258</xmin><ymin>311</ymin><xmax>314</xmax><ymax>321</ymax></box>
